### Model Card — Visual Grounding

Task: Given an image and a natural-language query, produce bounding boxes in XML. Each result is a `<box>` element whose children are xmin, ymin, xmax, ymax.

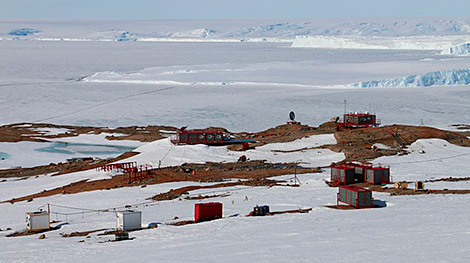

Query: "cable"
<box><xmin>32</xmin><ymin>85</ymin><xmax>176</xmax><ymax>122</ymax></box>
<box><xmin>387</xmin><ymin>151</ymin><xmax>470</xmax><ymax>165</ymax></box>
<box><xmin>160</xmin><ymin>143</ymin><xmax>174</xmax><ymax>164</ymax></box>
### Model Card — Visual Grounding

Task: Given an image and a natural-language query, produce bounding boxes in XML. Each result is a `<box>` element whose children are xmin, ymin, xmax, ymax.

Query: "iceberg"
<box><xmin>9</xmin><ymin>28</ymin><xmax>41</xmax><ymax>36</ymax></box>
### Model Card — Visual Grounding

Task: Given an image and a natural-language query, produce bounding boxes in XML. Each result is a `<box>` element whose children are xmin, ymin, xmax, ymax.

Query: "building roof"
<box><xmin>339</xmin><ymin>185</ymin><xmax>372</xmax><ymax>192</ymax></box>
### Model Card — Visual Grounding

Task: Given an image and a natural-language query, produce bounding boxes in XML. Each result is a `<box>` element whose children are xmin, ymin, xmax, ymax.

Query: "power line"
<box><xmin>32</xmin><ymin>85</ymin><xmax>176</xmax><ymax>122</ymax></box>
<box><xmin>386</xmin><ymin>151</ymin><xmax>470</xmax><ymax>165</ymax></box>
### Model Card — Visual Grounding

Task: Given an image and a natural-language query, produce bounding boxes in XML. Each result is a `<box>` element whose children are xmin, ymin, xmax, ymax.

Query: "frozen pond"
<box><xmin>35</xmin><ymin>141</ymin><xmax>136</xmax><ymax>156</ymax></box>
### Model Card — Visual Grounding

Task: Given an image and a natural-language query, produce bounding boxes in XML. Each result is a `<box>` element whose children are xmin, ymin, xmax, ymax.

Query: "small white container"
<box><xmin>116</xmin><ymin>210</ymin><xmax>142</xmax><ymax>231</ymax></box>
<box><xmin>26</xmin><ymin>212</ymin><xmax>50</xmax><ymax>231</ymax></box>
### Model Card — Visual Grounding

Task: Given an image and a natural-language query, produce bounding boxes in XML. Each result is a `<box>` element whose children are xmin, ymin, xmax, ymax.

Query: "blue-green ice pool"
<box><xmin>0</xmin><ymin>152</ymin><xmax>10</xmax><ymax>160</ymax></box>
<box><xmin>35</xmin><ymin>142</ymin><xmax>136</xmax><ymax>156</ymax></box>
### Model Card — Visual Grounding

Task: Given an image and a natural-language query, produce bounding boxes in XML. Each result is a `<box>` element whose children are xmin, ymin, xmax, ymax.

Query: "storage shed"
<box><xmin>330</xmin><ymin>165</ymin><xmax>356</xmax><ymax>185</ymax></box>
<box><xmin>195</xmin><ymin>202</ymin><xmax>223</xmax><ymax>223</ymax></box>
<box><xmin>364</xmin><ymin>165</ymin><xmax>391</xmax><ymax>185</ymax></box>
<box><xmin>337</xmin><ymin>185</ymin><xmax>374</xmax><ymax>208</ymax></box>
<box><xmin>116</xmin><ymin>210</ymin><xmax>142</xmax><ymax>231</ymax></box>
<box><xmin>26</xmin><ymin>212</ymin><xmax>50</xmax><ymax>231</ymax></box>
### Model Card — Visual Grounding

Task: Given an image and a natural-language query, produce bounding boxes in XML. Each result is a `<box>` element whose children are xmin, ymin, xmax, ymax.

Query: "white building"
<box><xmin>26</xmin><ymin>212</ymin><xmax>50</xmax><ymax>231</ymax></box>
<box><xmin>116</xmin><ymin>210</ymin><xmax>142</xmax><ymax>231</ymax></box>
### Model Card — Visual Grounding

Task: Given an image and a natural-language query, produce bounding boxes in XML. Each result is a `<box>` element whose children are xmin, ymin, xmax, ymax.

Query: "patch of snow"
<box><xmin>373</xmin><ymin>143</ymin><xmax>393</xmax><ymax>150</ymax></box>
<box><xmin>257</xmin><ymin>134</ymin><xmax>336</xmax><ymax>151</ymax></box>
<box><xmin>425</xmin><ymin>180</ymin><xmax>470</xmax><ymax>190</ymax></box>
<box><xmin>32</xmin><ymin>127</ymin><xmax>72</xmax><ymax>136</ymax></box>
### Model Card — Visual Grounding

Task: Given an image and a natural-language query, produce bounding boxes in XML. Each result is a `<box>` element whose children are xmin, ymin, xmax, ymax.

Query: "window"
<box><xmin>189</xmin><ymin>134</ymin><xmax>196</xmax><ymax>142</ymax></box>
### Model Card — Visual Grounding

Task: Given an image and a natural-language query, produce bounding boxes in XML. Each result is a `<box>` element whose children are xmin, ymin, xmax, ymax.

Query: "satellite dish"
<box><xmin>289</xmin><ymin>111</ymin><xmax>296</xmax><ymax>121</ymax></box>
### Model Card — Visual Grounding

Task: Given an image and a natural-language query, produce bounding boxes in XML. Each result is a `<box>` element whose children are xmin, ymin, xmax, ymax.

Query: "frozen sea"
<box><xmin>1</xmin><ymin>39</ymin><xmax>469</xmax><ymax>131</ymax></box>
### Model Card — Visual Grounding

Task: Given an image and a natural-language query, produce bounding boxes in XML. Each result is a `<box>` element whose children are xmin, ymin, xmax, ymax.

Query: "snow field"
<box><xmin>374</xmin><ymin>139</ymin><xmax>470</xmax><ymax>182</ymax></box>
<box><xmin>1</xmin><ymin>171</ymin><xmax>470</xmax><ymax>262</ymax></box>
<box><xmin>123</xmin><ymin>135</ymin><xmax>344</xmax><ymax>169</ymax></box>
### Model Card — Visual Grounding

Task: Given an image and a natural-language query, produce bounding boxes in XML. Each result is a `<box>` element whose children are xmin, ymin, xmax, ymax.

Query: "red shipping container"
<box><xmin>337</xmin><ymin>185</ymin><xmax>374</xmax><ymax>208</ymax></box>
<box><xmin>195</xmin><ymin>202</ymin><xmax>223</xmax><ymax>223</ymax></box>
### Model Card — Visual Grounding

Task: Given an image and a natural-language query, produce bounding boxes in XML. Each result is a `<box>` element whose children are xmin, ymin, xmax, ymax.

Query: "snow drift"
<box><xmin>350</xmin><ymin>68</ymin><xmax>470</xmax><ymax>88</ymax></box>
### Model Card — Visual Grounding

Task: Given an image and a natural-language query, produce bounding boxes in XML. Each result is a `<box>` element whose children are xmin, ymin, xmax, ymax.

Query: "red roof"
<box><xmin>344</xmin><ymin>113</ymin><xmax>376</xmax><ymax>117</ymax></box>
<box><xmin>339</xmin><ymin>185</ymin><xmax>371</xmax><ymax>192</ymax></box>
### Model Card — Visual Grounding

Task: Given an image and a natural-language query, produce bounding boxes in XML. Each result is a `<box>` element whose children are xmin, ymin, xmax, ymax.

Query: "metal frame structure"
<box><xmin>364</xmin><ymin>165</ymin><xmax>392</xmax><ymax>185</ymax></box>
<box><xmin>97</xmin><ymin>162</ymin><xmax>137</xmax><ymax>173</ymax></box>
<box><xmin>331</xmin><ymin>161</ymin><xmax>391</xmax><ymax>185</ymax></box>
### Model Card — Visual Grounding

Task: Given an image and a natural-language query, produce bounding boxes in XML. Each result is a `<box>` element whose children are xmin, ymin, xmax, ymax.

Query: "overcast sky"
<box><xmin>1</xmin><ymin>0</ymin><xmax>469</xmax><ymax>20</ymax></box>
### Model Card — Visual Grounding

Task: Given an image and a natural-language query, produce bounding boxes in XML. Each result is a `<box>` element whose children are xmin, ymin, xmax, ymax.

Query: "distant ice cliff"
<box><xmin>350</xmin><ymin>68</ymin><xmax>470</xmax><ymax>88</ymax></box>
<box><xmin>292</xmin><ymin>35</ymin><xmax>470</xmax><ymax>50</ymax></box>
<box><xmin>442</xmin><ymin>43</ymin><xmax>470</xmax><ymax>56</ymax></box>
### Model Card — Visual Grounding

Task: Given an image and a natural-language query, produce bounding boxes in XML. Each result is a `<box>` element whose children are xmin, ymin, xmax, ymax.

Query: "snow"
<box><xmin>123</xmin><ymin>136</ymin><xmax>344</xmax><ymax>169</ymax></box>
<box><xmin>1</xmin><ymin>161</ymin><xmax>470</xmax><ymax>262</ymax></box>
<box><xmin>256</xmin><ymin>134</ymin><xmax>336</xmax><ymax>151</ymax></box>
<box><xmin>350</xmin><ymin>68</ymin><xmax>470</xmax><ymax>88</ymax></box>
<box><xmin>373</xmin><ymin>139</ymin><xmax>470</xmax><ymax>182</ymax></box>
<box><xmin>425</xmin><ymin>180</ymin><xmax>470</xmax><ymax>190</ymax></box>
<box><xmin>372</xmin><ymin>143</ymin><xmax>393</xmax><ymax>150</ymax></box>
<box><xmin>31</xmin><ymin>127</ymin><xmax>72</xmax><ymax>136</ymax></box>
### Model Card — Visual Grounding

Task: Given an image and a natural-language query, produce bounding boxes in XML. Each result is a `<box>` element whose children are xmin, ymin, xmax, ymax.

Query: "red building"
<box><xmin>195</xmin><ymin>202</ymin><xmax>223</xmax><ymax>223</ymax></box>
<box><xmin>337</xmin><ymin>112</ymin><xmax>380</xmax><ymax>129</ymax></box>
<box><xmin>330</xmin><ymin>164</ymin><xmax>356</xmax><ymax>185</ymax></box>
<box><xmin>331</xmin><ymin>161</ymin><xmax>391</xmax><ymax>185</ymax></box>
<box><xmin>171</xmin><ymin>127</ymin><xmax>253</xmax><ymax>147</ymax></box>
<box><xmin>338</xmin><ymin>185</ymin><xmax>374</xmax><ymax>208</ymax></box>
<box><xmin>364</xmin><ymin>165</ymin><xmax>391</xmax><ymax>185</ymax></box>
